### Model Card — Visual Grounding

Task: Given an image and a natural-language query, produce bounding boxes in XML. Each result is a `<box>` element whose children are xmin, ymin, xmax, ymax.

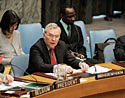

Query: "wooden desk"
<box><xmin>23</xmin><ymin>63</ymin><xmax>125</xmax><ymax>98</ymax></box>
<box><xmin>35</xmin><ymin>75</ymin><xmax>125</xmax><ymax>98</ymax></box>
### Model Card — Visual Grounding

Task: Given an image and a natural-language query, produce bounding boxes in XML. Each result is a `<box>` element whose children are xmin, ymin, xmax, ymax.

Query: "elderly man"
<box><xmin>26</xmin><ymin>23</ymin><xmax>89</xmax><ymax>74</ymax></box>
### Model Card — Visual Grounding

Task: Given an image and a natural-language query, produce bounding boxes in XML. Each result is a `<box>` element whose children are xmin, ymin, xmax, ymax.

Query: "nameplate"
<box><xmin>30</xmin><ymin>84</ymin><xmax>53</xmax><ymax>97</ymax></box>
<box><xmin>54</xmin><ymin>77</ymin><xmax>80</xmax><ymax>89</ymax></box>
<box><xmin>95</xmin><ymin>69</ymin><xmax>125</xmax><ymax>80</ymax></box>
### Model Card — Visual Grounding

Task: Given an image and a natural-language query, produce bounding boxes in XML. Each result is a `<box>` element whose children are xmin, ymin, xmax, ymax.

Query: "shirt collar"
<box><xmin>60</xmin><ymin>19</ymin><xmax>68</xmax><ymax>28</ymax></box>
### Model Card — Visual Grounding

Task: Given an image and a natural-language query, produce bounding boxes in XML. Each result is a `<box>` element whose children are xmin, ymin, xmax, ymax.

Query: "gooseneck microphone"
<box><xmin>10</xmin><ymin>63</ymin><xmax>47</xmax><ymax>85</ymax></box>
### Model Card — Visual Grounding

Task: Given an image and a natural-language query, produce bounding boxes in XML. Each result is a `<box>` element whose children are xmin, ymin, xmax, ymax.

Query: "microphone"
<box><xmin>10</xmin><ymin>63</ymin><xmax>48</xmax><ymax>85</ymax></box>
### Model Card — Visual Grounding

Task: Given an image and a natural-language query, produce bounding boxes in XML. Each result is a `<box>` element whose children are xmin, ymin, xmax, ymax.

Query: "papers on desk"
<box><xmin>45</xmin><ymin>65</ymin><xmax>112</xmax><ymax>78</ymax></box>
<box><xmin>86</xmin><ymin>65</ymin><xmax>112</xmax><ymax>74</ymax></box>
<box><xmin>73</xmin><ymin>69</ymin><xmax>82</xmax><ymax>74</ymax></box>
<box><xmin>0</xmin><ymin>81</ymin><xmax>28</xmax><ymax>91</ymax></box>
<box><xmin>45</xmin><ymin>73</ymin><xmax>57</xmax><ymax>78</ymax></box>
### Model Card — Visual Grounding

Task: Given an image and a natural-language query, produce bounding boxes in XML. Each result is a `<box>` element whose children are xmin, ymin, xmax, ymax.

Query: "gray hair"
<box><xmin>44</xmin><ymin>23</ymin><xmax>61</xmax><ymax>33</ymax></box>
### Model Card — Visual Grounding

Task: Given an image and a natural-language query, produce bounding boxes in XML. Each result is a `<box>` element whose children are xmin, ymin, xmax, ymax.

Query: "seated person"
<box><xmin>56</xmin><ymin>4</ymin><xmax>100</xmax><ymax>64</ymax></box>
<box><xmin>26</xmin><ymin>23</ymin><xmax>89</xmax><ymax>74</ymax></box>
<box><xmin>114</xmin><ymin>35</ymin><xmax>125</xmax><ymax>61</ymax></box>
<box><xmin>56</xmin><ymin>5</ymin><xmax>86</xmax><ymax>58</ymax></box>
<box><xmin>0</xmin><ymin>10</ymin><xmax>24</xmax><ymax>73</ymax></box>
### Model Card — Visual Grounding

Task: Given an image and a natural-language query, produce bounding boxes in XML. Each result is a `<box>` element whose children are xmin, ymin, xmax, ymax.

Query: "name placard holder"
<box><xmin>95</xmin><ymin>69</ymin><xmax>125</xmax><ymax>80</ymax></box>
<box><xmin>54</xmin><ymin>77</ymin><xmax>80</xmax><ymax>89</ymax></box>
<box><xmin>30</xmin><ymin>84</ymin><xmax>53</xmax><ymax>97</ymax></box>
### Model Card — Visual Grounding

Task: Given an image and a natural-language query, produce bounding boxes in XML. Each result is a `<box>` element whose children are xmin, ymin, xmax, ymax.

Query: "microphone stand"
<box><xmin>10</xmin><ymin>63</ymin><xmax>48</xmax><ymax>85</ymax></box>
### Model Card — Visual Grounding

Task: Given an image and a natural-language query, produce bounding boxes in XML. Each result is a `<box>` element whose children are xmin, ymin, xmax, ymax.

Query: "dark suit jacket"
<box><xmin>56</xmin><ymin>20</ymin><xmax>87</xmax><ymax>57</ymax></box>
<box><xmin>26</xmin><ymin>38</ymin><xmax>81</xmax><ymax>74</ymax></box>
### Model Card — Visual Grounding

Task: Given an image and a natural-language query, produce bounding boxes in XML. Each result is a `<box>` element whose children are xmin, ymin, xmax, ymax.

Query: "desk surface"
<box><xmin>36</xmin><ymin>75</ymin><xmax>125</xmax><ymax>98</ymax></box>
<box><xmin>17</xmin><ymin>62</ymin><xmax>125</xmax><ymax>98</ymax></box>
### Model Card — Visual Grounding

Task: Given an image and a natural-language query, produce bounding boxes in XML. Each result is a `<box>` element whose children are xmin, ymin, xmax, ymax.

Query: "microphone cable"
<box><xmin>10</xmin><ymin>63</ymin><xmax>45</xmax><ymax>85</ymax></box>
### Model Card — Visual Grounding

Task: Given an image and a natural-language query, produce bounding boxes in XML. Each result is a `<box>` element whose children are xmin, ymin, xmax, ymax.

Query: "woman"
<box><xmin>0</xmin><ymin>10</ymin><xmax>24</xmax><ymax>81</ymax></box>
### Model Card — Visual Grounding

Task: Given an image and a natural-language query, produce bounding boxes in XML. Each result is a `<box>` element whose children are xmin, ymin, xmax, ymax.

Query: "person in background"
<box><xmin>0</xmin><ymin>10</ymin><xmax>24</xmax><ymax>75</ymax></box>
<box><xmin>114</xmin><ymin>35</ymin><xmax>125</xmax><ymax>61</ymax></box>
<box><xmin>56</xmin><ymin>4</ymin><xmax>101</xmax><ymax>64</ymax></box>
<box><xmin>26</xmin><ymin>23</ymin><xmax>89</xmax><ymax>74</ymax></box>
<box><xmin>56</xmin><ymin>4</ymin><xmax>86</xmax><ymax>58</ymax></box>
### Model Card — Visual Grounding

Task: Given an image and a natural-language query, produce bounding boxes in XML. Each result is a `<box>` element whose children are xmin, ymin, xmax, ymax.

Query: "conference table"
<box><xmin>20</xmin><ymin>62</ymin><xmax>125</xmax><ymax>98</ymax></box>
<box><xmin>1</xmin><ymin>62</ymin><xmax>124</xmax><ymax>98</ymax></box>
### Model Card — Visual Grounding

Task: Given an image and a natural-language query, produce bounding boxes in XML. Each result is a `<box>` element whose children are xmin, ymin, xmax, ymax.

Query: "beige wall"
<box><xmin>0</xmin><ymin>0</ymin><xmax>41</xmax><ymax>24</ymax></box>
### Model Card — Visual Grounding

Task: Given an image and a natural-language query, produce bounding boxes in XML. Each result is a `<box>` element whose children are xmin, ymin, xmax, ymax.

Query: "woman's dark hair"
<box><xmin>0</xmin><ymin>10</ymin><xmax>21</xmax><ymax>32</ymax></box>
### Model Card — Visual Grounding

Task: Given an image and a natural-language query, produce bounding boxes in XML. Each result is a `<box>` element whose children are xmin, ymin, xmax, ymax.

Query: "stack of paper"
<box><xmin>86</xmin><ymin>65</ymin><xmax>112</xmax><ymax>74</ymax></box>
<box><xmin>0</xmin><ymin>81</ymin><xmax>28</xmax><ymax>91</ymax></box>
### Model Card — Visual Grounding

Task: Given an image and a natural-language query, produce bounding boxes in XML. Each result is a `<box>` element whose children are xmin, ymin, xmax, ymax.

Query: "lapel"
<box><xmin>12</xmin><ymin>31</ymin><xmax>20</xmax><ymax>55</ymax></box>
<box><xmin>58</xmin><ymin>21</ymin><xmax>77</xmax><ymax>42</ymax></box>
<box><xmin>69</xmin><ymin>25</ymin><xmax>78</xmax><ymax>41</ymax></box>
<box><xmin>41</xmin><ymin>39</ymin><xmax>51</xmax><ymax>64</ymax></box>
<box><xmin>58</xmin><ymin>21</ymin><xmax>69</xmax><ymax>41</ymax></box>
<box><xmin>54</xmin><ymin>42</ymin><xmax>63</xmax><ymax>64</ymax></box>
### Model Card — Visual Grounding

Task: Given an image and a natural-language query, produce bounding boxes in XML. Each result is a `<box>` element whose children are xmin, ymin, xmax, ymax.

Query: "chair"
<box><xmin>74</xmin><ymin>21</ymin><xmax>91</xmax><ymax>58</ymax></box>
<box><xmin>104</xmin><ymin>44</ymin><xmax>116</xmax><ymax>62</ymax></box>
<box><xmin>89</xmin><ymin>29</ymin><xmax>117</xmax><ymax>58</ymax></box>
<box><xmin>18</xmin><ymin>23</ymin><xmax>43</xmax><ymax>54</ymax></box>
<box><xmin>11</xmin><ymin>54</ymin><xmax>29</xmax><ymax>77</ymax></box>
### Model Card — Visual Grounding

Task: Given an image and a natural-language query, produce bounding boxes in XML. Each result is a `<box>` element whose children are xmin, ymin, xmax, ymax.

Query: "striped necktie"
<box><xmin>67</xmin><ymin>25</ymin><xmax>71</xmax><ymax>39</ymax></box>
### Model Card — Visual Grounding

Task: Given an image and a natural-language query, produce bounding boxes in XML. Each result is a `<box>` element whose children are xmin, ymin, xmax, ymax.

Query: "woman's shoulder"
<box><xmin>13</xmin><ymin>30</ymin><xmax>20</xmax><ymax>35</ymax></box>
<box><xmin>14</xmin><ymin>30</ymin><xmax>20</xmax><ymax>33</ymax></box>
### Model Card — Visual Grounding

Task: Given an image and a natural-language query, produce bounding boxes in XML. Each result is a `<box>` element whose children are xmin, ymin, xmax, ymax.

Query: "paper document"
<box><xmin>45</xmin><ymin>73</ymin><xmax>57</xmax><ymax>77</ymax></box>
<box><xmin>86</xmin><ymin>65</ymin><xmax>112</xmax><ymax>74</ymax></box>
<box><xmin>0</xmin><ymin>81</ymin><xmax>29</xmax><ymax>90</ymax></box>
<box><xmin>72</xmin><ymin>69</ymin><xmax>82</xmax><ymax>74</ymax></box>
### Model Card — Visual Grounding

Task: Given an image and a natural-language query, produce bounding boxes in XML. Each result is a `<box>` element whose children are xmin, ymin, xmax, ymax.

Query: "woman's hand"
<box><xmin>5</xmin><ymin>74</ymin><xmax>14</xmax><ymax>83</ymax></box>
<box><xmin>0</xmin><ymin>78</ymin><xmax>2</xmax><ymax>84</ymax></box>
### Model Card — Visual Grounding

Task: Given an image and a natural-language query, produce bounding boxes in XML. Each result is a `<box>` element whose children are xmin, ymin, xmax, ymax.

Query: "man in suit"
<box><xmin>56</xmin><ymin>5</ymin><xmax>101</xmax><ymax>64</ymax></box>
<box><xmin>26</xmin><ymin>23</ymin><xmax>89</xmax><ymax>74</ymax></box>
<box><xmin>56</xmin><ymin>5</ymin><xmax>87</xmax><ymax>58</ymax></box>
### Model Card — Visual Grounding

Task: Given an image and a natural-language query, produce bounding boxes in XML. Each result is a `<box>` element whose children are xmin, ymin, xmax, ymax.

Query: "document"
<box><xmin>0</xmin><ymin>81</ymin><xmax>28</xmax><ymax>91</ymax></box>
<box><xmin>72</xmin><ymin>69</ymin><xmax>82</xmax><ymax>74</ymax></box>
<box><xmin>86</xmin><ymin>65</ymin><xmax>112</xmax><ymax>74</ymax></box>
<box><xmin>45</xmin><ymin>73</ymin><xmax>57</xmax><ymax>77</ymax></box>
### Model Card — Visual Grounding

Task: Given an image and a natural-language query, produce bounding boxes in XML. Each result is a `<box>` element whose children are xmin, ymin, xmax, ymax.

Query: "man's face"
<box><xmin>44</xmin><ymin>28</ymin><xmax>60</xmax><ymax>49</ymax></box>
<box><xmin>62</xmin><ymin>8</ymin><xmax>76</xmax><ymax>25</ymax></box>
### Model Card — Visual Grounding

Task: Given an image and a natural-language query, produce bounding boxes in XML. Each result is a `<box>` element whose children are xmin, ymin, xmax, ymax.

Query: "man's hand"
<box><xmin>70</xmin><ymin>52</ymin><xmax>77</xmax><ymax>57</ymax></box>
<box><xmin>66</xmin><ymin>66</ymin><xmax>73</xmax><ymax>74</ymax></box>
<box><xmin>59</xmin><ymin>64</ymin><xmax>73</xmax><ymax>74</ymax></box>
<box><xmin>70</xmin><ymin>52</ymin><xmax>84</xmax><ymax>59</ymax></box>
<box><xmin>79</xmin><ymin>62</ymin><xmax>89</xmax><ymax>72</ymax></box>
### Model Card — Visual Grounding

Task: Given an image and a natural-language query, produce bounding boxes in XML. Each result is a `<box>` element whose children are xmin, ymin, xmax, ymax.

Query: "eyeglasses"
<box><xmin>46</xmin><ymin>33</ymin><xmax>60</xmax><ymax>40</ymax></box>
